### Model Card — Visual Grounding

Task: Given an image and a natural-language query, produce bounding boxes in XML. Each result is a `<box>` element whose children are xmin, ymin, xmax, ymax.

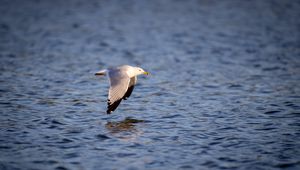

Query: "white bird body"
<box><xmin>95</xmin><ymin>65</ymin><xmax>149</xmax><ymax>114</ymax></box>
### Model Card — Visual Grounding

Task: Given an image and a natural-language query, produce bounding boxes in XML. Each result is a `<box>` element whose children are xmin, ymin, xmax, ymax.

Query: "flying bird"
<box><xmin>95</xmin><ymin>65</ymin><xmax>149</xmax><ymax>114</ymax></box>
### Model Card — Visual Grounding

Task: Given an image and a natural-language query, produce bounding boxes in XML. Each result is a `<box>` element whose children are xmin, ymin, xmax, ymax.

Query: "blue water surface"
<box><xmin>0</xmin><ymin>0</ymin><xmax>299</xmax><ymax>169</ymax></box>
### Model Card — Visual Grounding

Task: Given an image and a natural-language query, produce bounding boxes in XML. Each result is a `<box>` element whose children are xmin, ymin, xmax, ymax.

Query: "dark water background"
<box><xmin>1</xmin><ymin>0</ymin><xmax>300</xmax><ymax>169</ymax></box>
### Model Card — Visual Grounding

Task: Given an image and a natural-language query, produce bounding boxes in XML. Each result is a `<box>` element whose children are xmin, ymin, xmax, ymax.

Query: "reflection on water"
<box><xmin>0</xmin><ymin>0</ymin><xmax>300</xmax><ymax>170</ymax></box>
<box><xmin>106</xmin><ymin>117</ymin><xmax>145</xmax><ymax>133</ymax></box>
<box><xmin>105</xmin><ymin>117</ymin><xmax>145</xmax><ymax>141</ymax></box>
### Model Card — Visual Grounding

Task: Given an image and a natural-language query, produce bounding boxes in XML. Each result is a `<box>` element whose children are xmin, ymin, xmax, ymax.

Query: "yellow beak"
<box><xmin>143</xmin><ymin>71</ymin><xmax>149</xmax><ymax>75</ymax></box>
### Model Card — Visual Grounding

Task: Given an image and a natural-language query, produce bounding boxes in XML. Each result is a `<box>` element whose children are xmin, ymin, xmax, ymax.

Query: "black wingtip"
<box><xmin>107</xmin><ymin>99</ymin><xmax>122</xmax><ymax>114</ymax></box>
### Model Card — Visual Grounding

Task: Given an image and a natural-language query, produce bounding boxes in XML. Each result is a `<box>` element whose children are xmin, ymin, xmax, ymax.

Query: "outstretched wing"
<box><xmin>107</xmin><ymin>70</ymin><xmax>130</xmax><ymax>114</ymax></box>
<box><xmin>123</xmin><ymin>76</ymin><xmax>137</xmax><ymax>100</ymax></box>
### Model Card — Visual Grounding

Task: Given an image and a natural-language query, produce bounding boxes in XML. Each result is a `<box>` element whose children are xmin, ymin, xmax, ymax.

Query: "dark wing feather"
<box><xmin>123</xmin><ymin>76</ymin><xmax>137</xmax><ymax>100</ymax></box>
<box><xmin>107</xmin><ymin>99</ymin><xmax>122</xmax><ymax>114</ymax></box>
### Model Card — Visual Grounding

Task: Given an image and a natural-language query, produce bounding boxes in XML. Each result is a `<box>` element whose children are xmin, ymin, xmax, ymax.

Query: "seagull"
<box><xmin>95</xmin><ymin>65</ymin><xmax>149</xmax><ymax>114</ymax></box>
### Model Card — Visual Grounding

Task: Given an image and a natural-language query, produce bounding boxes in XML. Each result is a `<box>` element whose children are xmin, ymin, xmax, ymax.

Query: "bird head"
<box><xmin>135</xmin><ymin>67</ymin><xmax>149</xmax><ymax>76</ymax></box>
